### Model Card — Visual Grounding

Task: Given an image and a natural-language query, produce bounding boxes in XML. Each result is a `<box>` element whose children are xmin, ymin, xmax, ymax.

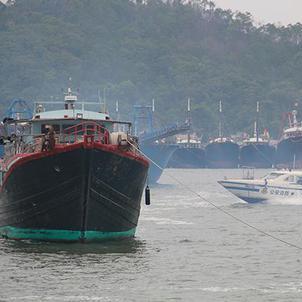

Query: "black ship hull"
<box><xmin>168</xmin><ymin>147</ymin><xmax>205</xmax><ymax>168</ymax></box>
<box><xmin>0</xmin><ymin>142</ymin><xmax>148</xmax><ymax>242</ymax></box>
<box><xmin>141</xmin><ymin>143</ymin><xmax>178</xmax><ymax>183</ymax></box>
<box><xmin>205</xmin><ymin>141</ymin><xmax>239</xmax><ymax>168</ymax></box>
<box><xmin>240</xmin><ymin>144</ymin><xmax>275</xmax><ymax>168</ymax></box>
<box><xmin>276</xmin><ymin>137</ymin><xmax>302</xmax><ymax>169</ymax></box>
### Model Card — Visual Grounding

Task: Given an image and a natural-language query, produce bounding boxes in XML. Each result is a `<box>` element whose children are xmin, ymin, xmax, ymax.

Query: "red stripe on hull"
<box><xmin>1</xmin><ymin>142</ymin><xmax>148</xmax><ymax>190</ymax></box>
<box><xmin>92</xmin><ymin>142</ymin><xmax>149</xmax><ymax>167</ymax></box>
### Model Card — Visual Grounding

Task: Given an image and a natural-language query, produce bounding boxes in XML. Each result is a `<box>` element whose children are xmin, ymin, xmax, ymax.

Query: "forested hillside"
<box><xmin>1</xmin><ymin>0</ymin><xmax>302</xmax><ymax>138</ymax></box>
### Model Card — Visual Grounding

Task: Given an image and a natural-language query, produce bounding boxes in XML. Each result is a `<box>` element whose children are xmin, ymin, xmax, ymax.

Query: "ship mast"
<box><xmin>151</xmin><ymin>99</ymin><xmax>155</xmax><ymax>130</ymax></box>
<box><xmin>116</xmin><ymin>100</ymin><xmax>120</xmax><ymax>120</ymax></box>
<box><xmin>292</xmin><ymin>110</ymin><xmax>298</xmax><ymax>127</ymax></box>
<box><xmin>218</xmin><ymin>100</ymin><xmax>222</xmax><ymax>141</ymax></box>
<box><xmin>290</xmin><ymin>102</ymin><xmax>299</xmax><ymax>128</ymax></box>
<box><xmin>254</xmin><ymin>101</ymin><xmax>260</xmax><ymax>142</ymax></box>
<box><xmin>115</xmin><ymin>100</ymin><xmax>120</xmax><ymax>131</ymax></box>
<box><xmin>98</xmin><ymin>88</ymin><xmax>107</xmax><ymax>113</ymax></box>
<box><xmin>187</xmin><ymin>98</ymin><xmax>191</xmax><ymax>144</ymax></box>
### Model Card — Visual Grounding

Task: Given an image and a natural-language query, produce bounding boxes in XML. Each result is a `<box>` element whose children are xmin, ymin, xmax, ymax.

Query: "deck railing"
<box><xmin>1</xmin><ymin>122</ymin><xmax>111</xmax><ymax>161</ymax></box>
<box><xmin>0</xmin><ymin>122</ymin><xmax>143</xmax><ymax>172</ymax></box>
<box><xmin>62</xmin><ymin>121</ymin><xmax>109</xmax><ymax>144</ymax></box>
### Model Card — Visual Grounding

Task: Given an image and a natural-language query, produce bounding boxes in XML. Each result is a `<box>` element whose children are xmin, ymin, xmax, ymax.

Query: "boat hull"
<box><xmin>276</xmin><ymin>137</ymin><xmax>302</xmax><ymax>169</ymax></box>
<box><xmin>141</xmin><ymin>143</ymin><xmax>178</xmax><ymax>183</ymax></box>
<box><xmin>0</xmin><ymin>143</ymin><xmax>148</xmax><ymax>242</ymax></box>
<box><xmin>205</xmin><ymin>142</ymin><xmax>239</xmax><ymax>168</ymax></box>
<box><xmin>168</xmin><ymin>147</ymin><xmax>205</xmax><ymax>168</ymax></box>
<box><xmin>219</xmin><ymin>180</ymin><xmax>302</xmax><ymax>204</ymax></box>
<box><xmin>218</xmin><ymin>180</ymin><xmax>266</xmax><ymax>203</ymax></box>
<box><xmin>239</xmin><ymin>144</ymin><xmax>275</xmax><ymax>168</ymax></box>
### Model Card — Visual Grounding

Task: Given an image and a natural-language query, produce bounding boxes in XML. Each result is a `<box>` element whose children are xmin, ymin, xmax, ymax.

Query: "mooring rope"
<box><xmin>130</xmin><ymin>141</ymin><xmax>302</xmax><ymax>251</ymax></box>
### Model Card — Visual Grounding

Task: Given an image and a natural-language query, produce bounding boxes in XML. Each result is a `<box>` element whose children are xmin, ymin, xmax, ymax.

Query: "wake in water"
<box><xmin>262</xmin><ymin>197</ymin><xmax>302</xmax><ymax>206</ymax></box>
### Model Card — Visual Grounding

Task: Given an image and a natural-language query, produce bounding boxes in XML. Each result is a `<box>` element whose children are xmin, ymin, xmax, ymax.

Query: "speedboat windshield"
<box><xmin>262</xmin><ymin>172</ymin><xmax>285</xmax><ymax>180</ymax></box>
<box><xmin>262</xmin><ymin>172</ymin><xmax>302</xmax><ymax>185</ymax></box>
<box><xmin>296</xmin><ymin>176</ymin><xmax>302</xmax><ymax>185</ymax></box>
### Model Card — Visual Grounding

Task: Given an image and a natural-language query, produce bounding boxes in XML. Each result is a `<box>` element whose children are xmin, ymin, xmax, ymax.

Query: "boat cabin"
<box><xmin>262</xmin><ymin>171</ymin><xmax>302</xmax><ymax>185</ymax></box>
<box><xmin>0</xmin><ymin>91</ymin><xmax>134</xmax><ymax>160</ymax></box>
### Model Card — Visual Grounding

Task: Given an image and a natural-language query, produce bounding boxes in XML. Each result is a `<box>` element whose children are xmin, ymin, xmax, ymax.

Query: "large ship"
<box><xmin>133</xmin><ymin>104</ymin><xmax>190</xmax><ymax>183</ymax></box>
<box><xmin>239</xmin><ymin>102</ymin><xmax>275</xmax><ymax>168</ymax></box>
<box><xmin>168</xmin><ymin>99</ymin><xmax>205</xmax><ymax>169</ymax></box>
<box><xmin>168</xmin><ymin>134</ymin><xmax>205</xmax><ymax>168</ymax></box>
<box><xmin>205</xmin><ymin>101</ymin><xmax>239</xmax><ymax>168</ymax></box>
<box><xmin>240</xmin><ymin>136</ymin><xmax>275</xmax><ymax>168</ymax></box>
<box><xmin>0</xmin><ymin>88</ymin><xmax>149</xmax><ymax>242</ymax></box>
<box><xmin>275</xmin><ymin>107</ymin><xmax>302</xmax><ymax>169</ymax></box>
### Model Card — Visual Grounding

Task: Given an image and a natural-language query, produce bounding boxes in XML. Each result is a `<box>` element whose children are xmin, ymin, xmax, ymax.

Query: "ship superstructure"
<box><xmin>276</xmin><ymin>107</ymin><xmax>302</xmax><ymax>169</ymax></box>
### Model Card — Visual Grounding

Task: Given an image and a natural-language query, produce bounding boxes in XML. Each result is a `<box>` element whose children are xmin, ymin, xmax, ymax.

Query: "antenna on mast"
<box><xmin>152</xmin><ymin>99</ymin><xmax>155</xmax><ymax>112</ymax></box>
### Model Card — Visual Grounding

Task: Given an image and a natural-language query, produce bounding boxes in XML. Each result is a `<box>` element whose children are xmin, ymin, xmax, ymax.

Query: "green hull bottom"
<box><xmin>0</xmin><ymin>226</ymin><xmax>136</xmax><ymax>242</ymax></box>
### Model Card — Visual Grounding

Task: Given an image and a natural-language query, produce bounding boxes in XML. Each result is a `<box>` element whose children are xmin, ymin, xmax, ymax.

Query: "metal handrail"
<box><xmin>62</xmin><ymin>121</ymin><xmax>109</xmax><ymax>144</ymax></box>
<box><xmin>0</xmin><ymin>122</ymin><xmax>117</xmax><ymax>170</ymax></box>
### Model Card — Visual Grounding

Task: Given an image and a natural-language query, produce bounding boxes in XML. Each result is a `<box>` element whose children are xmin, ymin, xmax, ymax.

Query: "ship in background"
<box><xmin>205</xmin><ymin>101</ymin><xmax>239</xmax><ymax>168</ymax></box>
<box><xmin>168</xmin><ymin>99</ymin><xmax>205</xmax><ymax>168</ymax></box>
<box><xmin>275</xmin><ymin>105</ymin><xmax>302</xmax><ymax>169</ymax></box>
<box><xmin>239</xmin><ymin>102</ymin><xmax>275</xmax><ymax>168</ymax></box>
<box><xmin>133</xmin><ymin>102</ymin><xmax>190</xmax><ymax>183</ymax></box>
<box><xmin>167</xmin><ymin>134</ymin><xmax>205</xmax><ymax>168</ymax></box>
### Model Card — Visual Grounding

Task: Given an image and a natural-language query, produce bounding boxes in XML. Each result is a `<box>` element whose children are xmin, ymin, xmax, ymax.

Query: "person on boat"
<box><xmin>47</xmin><ymin>125</ymin><xmax>56</xmax><ymax>150</ymax></box>
<box><xmin>42</xmin><ymin>125</ymin><xmax>55</xmax><ymax>151</ymax></box>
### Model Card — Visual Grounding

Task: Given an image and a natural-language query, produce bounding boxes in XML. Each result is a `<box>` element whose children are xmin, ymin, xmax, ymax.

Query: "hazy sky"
<box><xmin>0</xmin><ymin>0</ymin><xmax>301</xmax><ymax>25</ymax></box>
<box><xmin>214</xmin><ymin>0</ymin><xmax>302</xmax><ymax>25</ymax></box>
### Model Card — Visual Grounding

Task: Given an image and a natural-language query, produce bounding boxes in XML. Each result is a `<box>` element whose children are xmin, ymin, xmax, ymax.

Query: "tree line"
<box><xmin>0</xmin><ymin>0</ymin><xmax>302</xmax><ymax>139</ymax></box>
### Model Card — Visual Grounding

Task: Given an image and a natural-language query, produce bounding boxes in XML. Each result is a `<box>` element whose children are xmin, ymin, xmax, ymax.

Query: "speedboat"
<box><xmin>218</xmin><ymin>170</ymin><xmax>302</xmax><ymax>203</ymax></box>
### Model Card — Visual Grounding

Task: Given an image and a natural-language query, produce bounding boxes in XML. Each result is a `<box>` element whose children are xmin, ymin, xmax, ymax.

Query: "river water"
<box><xmin>1</xmin><ymin>169</ymin><xmax>302</xmax><ymax>301</ymax></box>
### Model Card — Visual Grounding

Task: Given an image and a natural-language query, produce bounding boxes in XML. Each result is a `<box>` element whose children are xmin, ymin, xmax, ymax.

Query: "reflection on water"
<box><xmin>1</xmin><ymin>237</ymin><xmax>146</xmax><ymax>255</ymax></box>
